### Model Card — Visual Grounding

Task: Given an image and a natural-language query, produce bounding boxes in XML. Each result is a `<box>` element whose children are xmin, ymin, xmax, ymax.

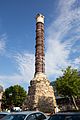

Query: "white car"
<box><xmin>1</xmin><ymin>111</ymin><xmax>47</xmax><ymax>120</ymax></box>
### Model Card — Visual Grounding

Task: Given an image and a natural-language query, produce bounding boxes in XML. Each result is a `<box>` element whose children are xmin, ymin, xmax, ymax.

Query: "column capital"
<box><xmin>36</xmin><ymin>13</ymin><xmax>44</xmax><ymax>24</ymax></box>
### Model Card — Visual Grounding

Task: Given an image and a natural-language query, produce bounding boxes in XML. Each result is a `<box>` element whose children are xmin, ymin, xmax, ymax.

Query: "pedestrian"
<box><xmin>54</xmin><ymin>106</ymin><xmax>59</xmax><ymax>113</ymax></box>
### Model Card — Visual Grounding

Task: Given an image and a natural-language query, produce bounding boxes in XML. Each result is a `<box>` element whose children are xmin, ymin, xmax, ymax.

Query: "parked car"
<box><xmin>48</xmin><ymin>112</ymin><xmax>80</xmax><ymax>120</ymax></box>
<box><xmin>1</xmin><ymin>111</ymin><xmax>47</xmax><ymax>120</ymax></box>
<box><xmin>0</xmin><ymin>112</ymin><xmax>9</xmax><ymax>119</ymax></box>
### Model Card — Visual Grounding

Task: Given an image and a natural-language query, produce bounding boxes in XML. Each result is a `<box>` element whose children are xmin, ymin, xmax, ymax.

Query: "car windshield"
<box><xmin>1</xmin><ymin>114</ymin><xmax>27</xmax><ymax>120</ymax></box>
<box><xmin>0</xmin><ymin>114</ymin><xmax>7</xmax><ymax>119</ymax></box>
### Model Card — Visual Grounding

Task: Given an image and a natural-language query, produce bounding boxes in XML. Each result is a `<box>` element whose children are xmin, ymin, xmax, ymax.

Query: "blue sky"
<box><xmin>0</xmin><ymin>0</ymin><xmax>80</xmax><ymax>91</ymax></box>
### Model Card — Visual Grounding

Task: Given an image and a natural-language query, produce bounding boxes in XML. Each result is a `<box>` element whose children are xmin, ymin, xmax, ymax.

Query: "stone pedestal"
<box><xmin>23</xmin><ymin>73</ymin><xmax>57</xmax><ymax>113</ymax></box>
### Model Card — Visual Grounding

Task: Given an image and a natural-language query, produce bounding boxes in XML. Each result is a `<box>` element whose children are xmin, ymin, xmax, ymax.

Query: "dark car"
<box><xmin>1</xmin><ymin>111</ymin><xmax>47</xmax><ymax>120</ymax></box>
<box><xmin>0</xmin><ymin>112</ymin><xmax>9</xmax><ymax>119</ymax></box>
<box><xmin>48</xmin><ymin>112</ymin><xmax>80</xmax><ymax>120</ymax></box>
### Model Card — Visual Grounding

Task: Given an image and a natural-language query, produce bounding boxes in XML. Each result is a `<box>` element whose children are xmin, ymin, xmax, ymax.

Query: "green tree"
<box><xmin>55</xmin><ymin>66</ymin><xmax>80</xmax><ymax>110</ymax></box>
<box><xmin>2</xmin><ymin>85</ymin><xmax>27</xmax><ymax>110</ymax></box>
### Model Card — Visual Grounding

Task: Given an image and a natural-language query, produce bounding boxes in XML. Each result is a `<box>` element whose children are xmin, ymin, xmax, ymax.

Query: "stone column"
<box><xmin>35</xmin><ymin>14</ymin><xmax>45</xmax><ymax>74</ymax></box>
<box><xmin>23</xmin><ymin>14</ymin><xmax>57</xmax><ymax>113</ymax></box>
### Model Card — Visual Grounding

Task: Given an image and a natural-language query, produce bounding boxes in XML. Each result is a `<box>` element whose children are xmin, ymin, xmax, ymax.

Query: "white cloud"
<box><xmin>72</xmin><ymin>57</ymin><xmax>80</xmax><ymax>69</ymax></box>
<box><xmin>7</xmin><ymin>52</ymin><xmax>35</xmax><ymax>91</ymax></box>
<box><xmin>45</xmin><ymin>39</ymin><xmax>70</xmax><ymax>77</ymax></box>
<box><xmin>74</xmin><ymin>57</ymin><xmax>80</xmax><ymax>64</ymax></box>
<box><xmin>14</xmin><ymin>52</ymin><xmax>35</xmax><ymax>83</ymax></box>
<box><xmin>2</xmin><ymin>0</ymin><xmax>80</xmax><ymax>90</ymax></box>
<box><xmin>14</xmin><ymin>0</ymin><xmax>80</xmax><ymax>84</ymax></box>
<box><xmin>45</xmin><ymin>0</ymin><xmax>80</xmax><ymax>79</ymax></box>
<box><xmin>0</xmin><ymin>74</ymin><xmax>28</xmax><ymax>91</ymax></box>
<box><xmin>0</xmin><ymin>34</ymin><xmax>6</xmax><ymax>54</ymax></box>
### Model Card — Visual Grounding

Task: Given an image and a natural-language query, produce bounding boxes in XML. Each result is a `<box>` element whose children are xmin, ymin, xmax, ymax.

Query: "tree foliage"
<box><xmin>55</xmin><ymin>66</ymin><xmax>80</xmax><ymax>109</ymax></box>
<box><xmin>2</xmin><ymin>85</ymin><xmax>27</xmax><ymax>109</ymax></box>
<box><xmin>55</xmin><ymin>66</ymin><xmax>80</xmax><ymax>97</ymax></box>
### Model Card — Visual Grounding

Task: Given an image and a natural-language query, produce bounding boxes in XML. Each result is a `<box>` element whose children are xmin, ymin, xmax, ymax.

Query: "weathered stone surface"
<box><xmin>23</xmin><ymin>73</ymin><xmax>57</xmax><ymax>113</ymax></box>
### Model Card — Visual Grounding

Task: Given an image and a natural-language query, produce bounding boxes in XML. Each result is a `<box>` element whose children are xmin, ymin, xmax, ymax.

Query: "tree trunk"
<box><xmin>71</xmin><ymin>96</ymin><xmax>79</xmax><ymax>110</ymax></box>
